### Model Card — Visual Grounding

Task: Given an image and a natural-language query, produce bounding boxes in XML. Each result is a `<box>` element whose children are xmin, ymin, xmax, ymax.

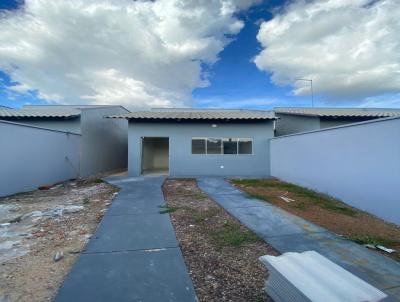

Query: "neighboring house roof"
<box><xmin>0</xmin><ymin>107</ymin><xmax>81</xmax><ymax>118</ymax></box>
<box><xmin>0</xmin><ymin>104</ymin><xmax>130</xmax><ymax>118</ymax></box>
<box><xmin>109</xmin><ymin>109</ymin><xmax>276</xmax><ymax>120</ymax></box>
<box><xmin>274</xmin><ymin>107</ymin><xmax>400</xmax><ymax>118</ymax></box>
<box><xmin>24</xmin><ymin>104</ymin><xmax>130</xmax><ymax>112</ymax></box>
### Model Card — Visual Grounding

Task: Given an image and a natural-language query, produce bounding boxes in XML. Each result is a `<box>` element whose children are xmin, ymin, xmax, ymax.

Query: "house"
<box><xmin>274</xmin><ymin>107</ymin><xmax>400</xmax><ymax>136</ymax></box>
<box><xmin>0</xmin><ymin>105</ymin><xmax>129</xmax><ymax>177</ymax></box>
<box><xmin>110</xmin><ymin>109</ymin><xmax>276</xmax><ymax>177</ymax></box>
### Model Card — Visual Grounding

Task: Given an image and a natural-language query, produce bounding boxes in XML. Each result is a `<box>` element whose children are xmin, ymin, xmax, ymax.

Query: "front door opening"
<box><xmin>141</xmin><ymin>137</ymin><xmax>169</xmax><ymax>175</ymax></box>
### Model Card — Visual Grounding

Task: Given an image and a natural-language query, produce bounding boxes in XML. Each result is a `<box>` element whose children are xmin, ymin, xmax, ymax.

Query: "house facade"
<box><xmin>111</xmin><ymin>109</ymin><xmax>276</xmax><ymax>177</ymax></box>
<box><xmin>274</xmin><ymin>107</ymin><xmax>400</xmax><ymax>136</ymax></box>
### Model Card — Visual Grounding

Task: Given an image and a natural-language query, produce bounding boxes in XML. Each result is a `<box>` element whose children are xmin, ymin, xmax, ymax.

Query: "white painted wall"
<box><xmin>270</xmin><ymin>117</ymin><xmax>400</xmax><ymax>225</ymax></box>
<box><xmin>0</xmin><ymin>121</ymin><xmax>81</xmax><ymax>197</ymax></box>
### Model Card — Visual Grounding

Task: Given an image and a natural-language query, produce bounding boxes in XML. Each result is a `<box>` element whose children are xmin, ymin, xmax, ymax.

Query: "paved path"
<box><xmin>56</xmin><ymin>176</ymin><xmax>197</xmax><ymax>302</ymax></box>
<box><xmin>198</xmin><ymin>177</ymin><xmax>400</xmax><ymax>301</ymax></box>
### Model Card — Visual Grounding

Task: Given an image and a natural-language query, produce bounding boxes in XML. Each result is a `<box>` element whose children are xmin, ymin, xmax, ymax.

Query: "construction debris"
<box><xmin>53</xmin><ymin>251</ymin><xmax>64</xmax><ymax>262</ymax></box>
<box><xmin>0</xmin><ymin>178</ymin><xmax>118</xmax><ymax>302</ymax></box>
<box><xmin>260</xmin><ymin>251</ymin><xmax>387</xmax><ymax>302</ymax></box>
<box><xmin>279</xmin><ymin>196</ymin><xmax>295</xmax><ymax>203</ymax></box>
<box><xmin>376</xmin><ymin>245</ymin><xmax>396</xmax><ymax>254</ymax></box>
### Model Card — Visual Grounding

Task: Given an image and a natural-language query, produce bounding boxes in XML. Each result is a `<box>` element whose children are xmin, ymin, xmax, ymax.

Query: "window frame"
<box><xmin>191</xmin><ymin>137</ymin><xmax>253</xmax><ymax>155</ymax></box>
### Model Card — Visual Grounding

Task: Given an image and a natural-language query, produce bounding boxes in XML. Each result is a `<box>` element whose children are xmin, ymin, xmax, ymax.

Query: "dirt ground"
<box><xmin>230</xmin><ymin>178</ymin><xmax>400</xmax><ymax>262</ymax></box>
<box><xmin>0</xmin><ymin>178</ymin><xmax>118</xmax><ymax>302</ymax></box>
<box><xmin>163</xmin><ymin>178</ymin><xmax>278</xmax><ymax>302</ymax></box>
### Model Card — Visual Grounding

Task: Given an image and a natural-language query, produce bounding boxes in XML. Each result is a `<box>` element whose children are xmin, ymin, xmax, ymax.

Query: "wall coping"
<box><xmin>0</xmin><ymin>119</ymin><xmax>82</xmax><ymax>136</ymax></box>
<box><xmin>272</xmin><ymin>115</ymin><xmax>400</xmax><ymax>140</ymax></box>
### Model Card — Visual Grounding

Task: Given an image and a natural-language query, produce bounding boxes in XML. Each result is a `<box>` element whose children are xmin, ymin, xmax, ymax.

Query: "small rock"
<box><xmin>9</xmin><ymin>215</ymin><xmax>23</xmax><ymax>223</ymax></box>
<box><xmin>63</xmin><ymin>205</ymin><xmax>84</xmax><ymax>214</ymax></box>
<box><xmin>53</xmin><ymin>251</ymin><xmax>64</xmax><ymax>262</ymax></box>
<box><xmin>39</xmin><ymin>184</ymin><xmax>53</xmax><ymax>190</ymax></box>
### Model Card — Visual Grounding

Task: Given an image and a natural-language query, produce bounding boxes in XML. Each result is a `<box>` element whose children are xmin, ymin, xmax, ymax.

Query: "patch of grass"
<box><xmin>93</xmin><ymin>178</ymin><xmax>104</xmax><ymax>184</ymax></box>
<box><xmin>347</xmin><ymin>235</ymin><xmax>398</xmax><ymax>247</ymax></box>
<box><xmin>191</xmin><ymin>208</ymin><xmax>220</xmax><ymax>223</ymax></box>
<box><xmin>158</xmin><ymin>205</ymin><xmax>179</xmax><ymax>214</ymax></box>
<box><xmin>232</xmin><ymin>179</ymin><xmax>357</xmax><ymax>217</ymax></box>
<box><xmin>211</xmin><ymin>221</ymin><xmax>262</xmax><ymax>247</ymax></box>
<box><xmin>246</xmin><ymin>192</ymin><xmax>268</xmax><ymax>201</ymax></box>
<box><xmin>194</xmin><ymin>193</ymin><xmax>208</xmax><ymax>200</ymax></box>
<box><xmin>83</xmin><ymin>197</ymin><xmax>90</xmax><ymax>204</ymax></box>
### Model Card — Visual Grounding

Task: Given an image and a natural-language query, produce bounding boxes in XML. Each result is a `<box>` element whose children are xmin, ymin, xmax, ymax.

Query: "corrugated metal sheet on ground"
<box><xmin>260</xmin><ymin>251</ymin><xmax>387</xmax><ymax>302</ymax></box>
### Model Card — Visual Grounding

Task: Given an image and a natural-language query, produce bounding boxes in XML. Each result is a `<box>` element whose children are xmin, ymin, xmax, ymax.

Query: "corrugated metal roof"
<box><xmin>260</xmin><ymin>251</ymin><xmax>387</xmax><ymax>302</ymax></box>
<box><xmin>0</xmin><ymin>107</ymin><xmax>81</xmax><ymax>118</ymax></box>
<box><xmin>275</xmin><ymin>107</ymin><xmax>400</xmax><ymax>118</ymax></box>
<box><xmin>109</xmin><ymin>109</ymin><xmax>276</xmax><ymax>120</ymax></box>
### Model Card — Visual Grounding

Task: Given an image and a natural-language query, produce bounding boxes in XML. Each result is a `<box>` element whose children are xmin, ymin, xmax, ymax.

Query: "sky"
<box><xmin>0</xmin><ymin>0</ymin><xmax>399</xmax><ymax>110</ymax></box>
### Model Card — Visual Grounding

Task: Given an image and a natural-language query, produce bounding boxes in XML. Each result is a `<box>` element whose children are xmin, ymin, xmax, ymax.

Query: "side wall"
<box><xmin>0</xmin><ymin>121</ymin><xmax>81</xmax><ymax>197</ymax></box>
<box><xmin>270</xmin><ymin>117</ymin><xmax>400</xmax><ymax>225</ymax></box>
<box><xmin>128</xmin><ymin>121</ymin><xmax>274</xmax><ymax>177</ymax></box>
<box><xmin>80</xmin><ymin>107</ymin><xmax>128</xmax><ymax>177</ymax></box>
<box><xmin>275</xmin><ymin>113</ymin><xmax>320</xmax><ymax>136</ymax></box>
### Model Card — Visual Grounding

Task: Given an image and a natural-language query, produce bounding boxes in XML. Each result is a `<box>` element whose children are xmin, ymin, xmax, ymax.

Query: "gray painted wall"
<box><xmin>270</xmin><ymin>117</ymin><xmax>400</xmax><ymax>225</ymax></box>
<box><xmin>128</xmin><ymin>121</ymin><xmax>274</xmax><ymax>177</ymax></box>
<box><xmin>275</xmin><ymin>113</ymin><xmax>320</xmax><ymax>136</ymax></box>
<box><xmin>0</xmin><ymin>121</ymin><xmax>81</xmax><ymax>197</ymax></box>
<box><xmin>0</xmin><ymin>117</ymin><xmax>81</xmax><ymax>134</ymax></box>
<box><xmin>79</xmin><ymin>107</ymin><xmax>128</xmax><ymax>177</ymax></box>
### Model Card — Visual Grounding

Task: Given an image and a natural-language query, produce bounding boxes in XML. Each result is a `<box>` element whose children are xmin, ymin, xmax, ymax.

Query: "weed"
<box><xmin>195</xmin><ymin>193</ymin><xmax>208</xmax><ymax>200</ymax></box>
<box><xmin>159</xmin><ymin>205</ymin><xmax>179</xmax><ymax>214</ymax></box>
<box><xmin>347</xmin><ymin>235</ymin><xmax>398</xmax><ymax>247</ymax></box>
<box><xmin>93</xmin><ymin>178</ymin><xmax>103</xmax><ymax>184</ymax></box>
<box><xmin>211</xmin><ymin>221</ymin><xmax>262</xmax><ymax>247</ymax></box>
<box><xmin>246</xmin><ymin>192</ymin><xmax>268</xmax><ymax>201</ymax></box>
<box><xmin>191</xmin><ymin>208</ymin><xmax>220</xmax><ymax>223</ymax></box>
<box><xmin>83</xmin><ymin>197</ymin><xmax>90</xmax><ymax>204</ymax></box>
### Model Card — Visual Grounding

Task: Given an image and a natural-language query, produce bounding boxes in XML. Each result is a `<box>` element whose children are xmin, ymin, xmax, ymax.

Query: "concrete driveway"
<box><xmin>55</xmin><ymin>176</ymin><xmax>197</xmax><ymax>302</ymax></box>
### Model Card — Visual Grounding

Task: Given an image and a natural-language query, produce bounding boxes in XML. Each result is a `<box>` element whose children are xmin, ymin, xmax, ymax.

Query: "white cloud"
<box><xmin>0</xmin><ymin>0</ymin><xmax>258</xmax><ymax>109</ymax></box>
<box><xmin>254</xmin><ymin>0</ymin><xmax>400</xmax><ymax>101</ymax></box>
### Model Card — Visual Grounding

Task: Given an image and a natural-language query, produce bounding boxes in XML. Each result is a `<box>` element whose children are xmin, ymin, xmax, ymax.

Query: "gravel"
<box><xmin>163</xmin><ymin>179</ymin><xmax>278</xmax><ymax>302</ymax></box>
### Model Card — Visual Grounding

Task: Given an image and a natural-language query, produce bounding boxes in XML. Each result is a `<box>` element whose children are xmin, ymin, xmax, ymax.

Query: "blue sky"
<box><xmin>0</xmin><ymin>0</ymin><xmax>400</xmax><ymax>109</ymax></box>
<box><xmin>193</xmin><ymin>0</ymin><xmax>315</xmax><ymax>109</ymax></box>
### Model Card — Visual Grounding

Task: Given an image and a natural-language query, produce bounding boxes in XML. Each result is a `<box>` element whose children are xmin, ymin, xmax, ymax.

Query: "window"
<box><xmin>223</xmin><ymin>138</ymin><xmax>238</xmax><ymax>154</ymax></box>
<box><xmin>207</xmin><ymin>138</ymin><xmax>222</xmax><ymax>154</ymax></box>
<box><xmin>192</xmin><ymin>138</ymin><xmax>206</xmax><ymax>154</ymax></box>
<box><xmin>238</xmin><ymin>138</ymin><xmax>252</xmax><ymax>154</ymax></box>
<box><xmin>191</xmin><ymin>137</ymin><xmax>252</xmax><ymax>155</ymax></box>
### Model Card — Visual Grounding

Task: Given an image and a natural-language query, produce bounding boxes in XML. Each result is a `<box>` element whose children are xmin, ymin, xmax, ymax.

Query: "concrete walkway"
<box><xmin>198</xmin><ymin>177</ymin><xmax>400</xmax><ymax>301</ymax></box>
<box><xmin>56</xmin><ymin>176</ymin><xmax>197</xmax><ymax>302</ymax></box>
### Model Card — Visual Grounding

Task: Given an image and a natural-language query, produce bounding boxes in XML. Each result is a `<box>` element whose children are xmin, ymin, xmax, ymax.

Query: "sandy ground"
<box><xmin>0</xmin><ymin>178</ymin><xmax>118</xmax><ymax>302</ymax></box>
<box><xmin>163</xmin><ymin>179</ymin><xmax>278</xmax><ymax>302</ymax></box>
